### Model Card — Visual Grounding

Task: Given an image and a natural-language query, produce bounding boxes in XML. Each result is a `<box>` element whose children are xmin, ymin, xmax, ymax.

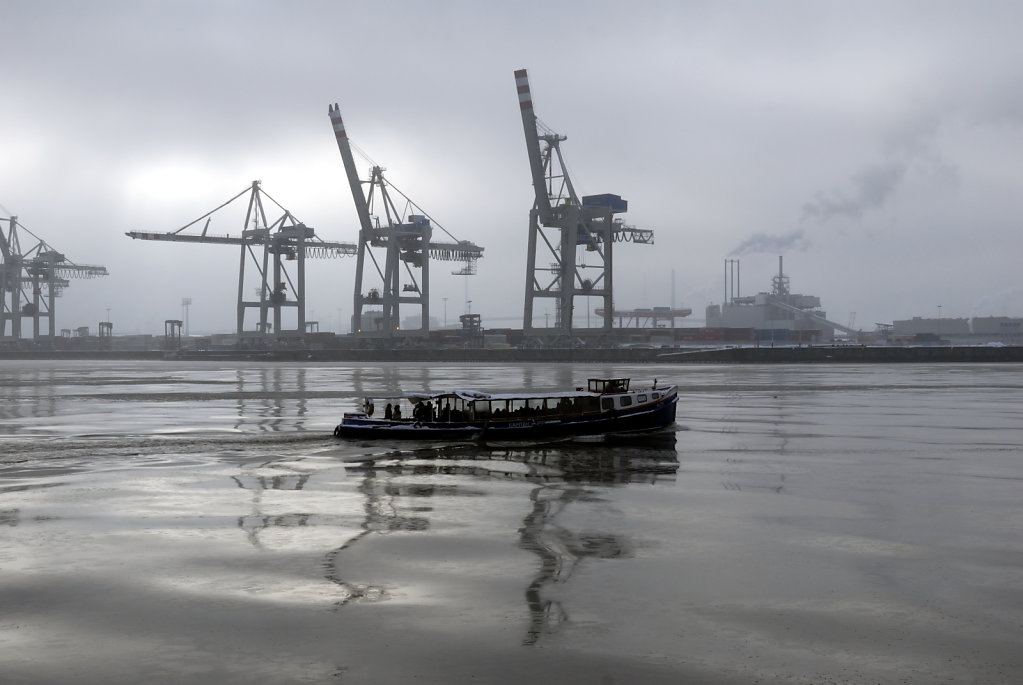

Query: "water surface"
<box><xmin>2</xmin><ymin>360</ymin><xmax>1022</xmax><ymax>683</ymax></box>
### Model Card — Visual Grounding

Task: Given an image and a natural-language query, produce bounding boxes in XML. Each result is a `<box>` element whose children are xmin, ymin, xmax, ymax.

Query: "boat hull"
<box><xmin>335</xmin><ymin>392</ymin><xmax>678</xmax><ymax>442</ymax></box>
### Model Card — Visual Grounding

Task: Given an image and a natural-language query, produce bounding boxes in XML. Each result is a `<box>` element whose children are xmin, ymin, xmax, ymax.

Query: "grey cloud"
<box><xmin>4</xmin><ymin>1</ymin><xmax>1023</xmax><ymax>331</ymax></box>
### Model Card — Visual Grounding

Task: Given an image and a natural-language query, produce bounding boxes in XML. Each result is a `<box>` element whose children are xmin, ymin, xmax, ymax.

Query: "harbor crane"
<box><xmin>127</xmin><ymin>181</ymin><xmax>356</xmax><ymax>338</ymax></box>
<box><xmin>1</xmin><ymin>214</ymin><xmax>108</xmax><ymax>340</ymax></box>
<box><xmin>328</xmin><ymin>103</ymin><xmax>483</xmax><ymax>337</ymax></box>
<box><xmin>514</xmin><ymin>69</ymin><xmax>653</xmax><ymax>338</ymax></box>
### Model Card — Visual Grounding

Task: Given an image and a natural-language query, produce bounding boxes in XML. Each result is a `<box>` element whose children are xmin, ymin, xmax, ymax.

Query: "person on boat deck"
<box><xmin>425</xmin><ymin>400</ymin><xmax>435</xmax><ymax>422</ymax></box>
<box><xmin>384</xmin><ymin>403</ymin><xmax>393</xmax><ymax>420</ymax></box>
<box><xmin>393</xmin><ymin>404</ymin><xmax>402</xmax><ymax>420</ymax></box>
<box><xmin>442</xmin><ymin>400</ymin><xmax>451</xmax><ymax>422</ymax></box>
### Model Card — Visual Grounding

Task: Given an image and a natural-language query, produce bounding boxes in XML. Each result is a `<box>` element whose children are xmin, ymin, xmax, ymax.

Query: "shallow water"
<box><xmin>2</xmin><ymin>360</ymin><xmax>1022</xmax><ymax>684</ymax></box>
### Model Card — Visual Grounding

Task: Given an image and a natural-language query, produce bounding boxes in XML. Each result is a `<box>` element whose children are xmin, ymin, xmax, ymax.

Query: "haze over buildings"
<box><xmin>2</xmin><ymin>1</ymin><xmax>1022</xmax><ymax>336</ymax></box>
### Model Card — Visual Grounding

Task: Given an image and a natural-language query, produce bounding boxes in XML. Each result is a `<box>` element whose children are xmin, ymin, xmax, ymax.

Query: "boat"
<box><xmin>333</xmin><ymin>377</ymin><xmax>677</xmax><ymax>441</ymax></box>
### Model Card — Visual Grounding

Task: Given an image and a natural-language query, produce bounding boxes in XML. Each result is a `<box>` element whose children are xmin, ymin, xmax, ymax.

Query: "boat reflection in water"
<box><xmin>330</xmin><ymin>431</ymin><xmax>680</xmax><ymax>644</ymax></box>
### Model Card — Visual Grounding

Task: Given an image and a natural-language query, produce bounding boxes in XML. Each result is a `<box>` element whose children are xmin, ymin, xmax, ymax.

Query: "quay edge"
<box><xmin>1</xmin><ymin>346</ymin><xmax>1023</xmax><ymax>363</ymax></box>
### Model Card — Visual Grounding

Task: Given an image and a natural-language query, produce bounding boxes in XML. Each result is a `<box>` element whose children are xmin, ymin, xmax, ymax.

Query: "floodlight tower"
<box><xmin>514</xmin><ymin>69</ymin><xmax>653</xmax><ymax>340</ymax></box>
<box><xmin>181</xmin><ymin>297</ymin><xmax>192</xmax><ymax>337</ymax></box>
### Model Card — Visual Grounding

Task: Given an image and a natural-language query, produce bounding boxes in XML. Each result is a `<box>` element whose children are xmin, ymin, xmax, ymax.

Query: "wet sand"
<box><xmin>2</xmin><ymin>361</ymin><xmax>1022</xmax><ymax>683</ymax></box>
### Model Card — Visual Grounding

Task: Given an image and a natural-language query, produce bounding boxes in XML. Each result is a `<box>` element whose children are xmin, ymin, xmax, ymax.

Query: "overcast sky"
<box><xmin>3</xmin><ymin>0</ymin><xmax>1021</xmax><ymax>335</ymax></box>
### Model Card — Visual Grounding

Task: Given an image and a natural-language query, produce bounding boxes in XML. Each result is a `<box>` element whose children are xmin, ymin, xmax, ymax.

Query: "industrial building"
<box><xmin>891</xmin><ymin>316</ymin><xmax>1023</xmax><ymax>346</ymax></box>
<box><xmin>705</xmin><ymin>256</ymin><xmax>855</xmax><ymax>344</ymax></box>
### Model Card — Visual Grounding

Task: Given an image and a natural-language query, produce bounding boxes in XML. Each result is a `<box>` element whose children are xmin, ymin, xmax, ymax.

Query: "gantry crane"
<box><xmin>514</xmin><ymin>69</ymin><xmax>653</xmax><ymax>338</ymax></box>
<box><xmin>328</xmin><ymin>103</ymin><xmax>483</xmax><ymax>337</ymax></box>
<box><xmin>1</xmin><ymin>215</ymin><xmax>108</xmax><ymax>340</ymax></box>
<box><xmin>127</xmin><ymin>181</ymin><xmax>356</xmax><ymax>338</ymax></box>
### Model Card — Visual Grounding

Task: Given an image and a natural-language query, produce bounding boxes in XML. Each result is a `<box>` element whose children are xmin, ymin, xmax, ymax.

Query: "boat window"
<box><xmin>509</xmin><ymin>399</ymin><xmax>528</xmax><ymax>416</ymax></box>
<box><xmin>620</xmin><ymin>396</ymin><xmax>633</xmax><ymax>407</ymax></box>
<box><xmin>652</xmin><ymin>392</ymin><xmax>660</xmax><ymax>400</ymax></box>
<box><xmin>437</xmin><ymin>396</ymin><xmax>455</xmax><ymax>422</ymax></box>
<box><xmin>446</xmin><ymin>397</ymin><xmax>468</xmax><ymax>421</ymax></box>
<box><xmin>579</xmin><ymin>396</ymin><xmax>600</xmax><ymax>414</ymax></box>
<box><xmin>601</xmin><ymin>397</ymin><xmax>614</xmax><ymax>411</ymax></box>
<box><xmin>474</xmin><ymin>400</ymin><xmax>491</xmax><ymax>418</ymax></box>
<box><xmin>637</xmin><ymin>394</ymin><xmax>647</xmax><ymax>403</ymax></box>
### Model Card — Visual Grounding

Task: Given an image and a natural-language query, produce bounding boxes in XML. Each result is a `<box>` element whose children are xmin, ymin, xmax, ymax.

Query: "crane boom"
<box><xmin>514</xmin><ymin>69</ymin><xmax>556</xmax><ymax>222</ymax></box>
<box><xmin>328</xmin><ymin>104</ymin><xmax>375</xmax><ymax>236</ymax></box>
<box><xmin>126</xmin><ymin>230</ymin><xmax>357</xmax><ymax>256</ymax></box>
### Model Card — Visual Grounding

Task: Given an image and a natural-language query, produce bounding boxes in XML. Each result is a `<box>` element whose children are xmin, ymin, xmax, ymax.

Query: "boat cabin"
<box><xmin>588</xmin><ymin>378</ymin><xmax>630</xmax><ymax>393</ymax></box>
<box><xmin>360</xmin><ymin>377</ymin><xmax>666</xmax><ymax>425</ymax></box>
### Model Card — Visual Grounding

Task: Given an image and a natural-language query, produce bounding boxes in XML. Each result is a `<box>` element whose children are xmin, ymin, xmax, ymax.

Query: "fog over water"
<box><xmin>2</xmin><ymin>360</ymin><xmax>1023</xmax><ymax>683</ymax></box>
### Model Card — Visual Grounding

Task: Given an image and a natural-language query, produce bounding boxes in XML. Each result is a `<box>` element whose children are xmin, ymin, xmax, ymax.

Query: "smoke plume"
<box><xmin>973</xmin><ymin>288</ymin><xmax>1023</xmax><ymax>317</ymax></box>
<box><xmin>802</xmin><ymin>160</ymin><xmax>907</xmax><ymax>222</ymax></box>
<box><xmin>729</xmin><ymin>228</ymin><xmax>806</xmax><ymax>256</ymax></box>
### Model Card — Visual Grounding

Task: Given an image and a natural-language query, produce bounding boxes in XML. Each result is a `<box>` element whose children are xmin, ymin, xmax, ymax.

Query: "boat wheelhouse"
<box><xmin>333</xmin><ymin>377</ymin><xmax>677</xmax><ymax>441</ymax></box>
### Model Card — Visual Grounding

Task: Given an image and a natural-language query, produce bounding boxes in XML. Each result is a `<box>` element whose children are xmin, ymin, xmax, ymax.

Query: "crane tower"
<box><xmin>328</xmin><ymin>103</ymin><xmax>483</xmax><ymax>338</ymax></box>
<box><xmin>127</xmin><ymin>181</ymin><xmax>356</xmax><ymax>339</ymax></box>
<box><xmin>1</xmin><ymin>215</ymin><xmax>108</xmax><ymax>340</ymax></box>
<box><xmin>514</xmin><ymin>69</ymin><xmax>653</xmax><ymax>339</ymax></box>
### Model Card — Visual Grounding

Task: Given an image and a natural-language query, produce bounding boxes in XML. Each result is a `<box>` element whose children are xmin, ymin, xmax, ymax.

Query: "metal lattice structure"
<box><xmin>514</xmin><ymin>69</ymin><xmax>653</xmax><ymax>337</ymax></box>
<box><xmin>329</xmin><ymin>103</ymin><xmax>484</xmax><ymax>338</ymax></box>
<box><xmin>1</xmin><ymin>215</ymin><xmax>108</xmax><ymax>340</ymax></box>
<box><xmin>127</xmin><ymin>181</ymin><xmax>356</xmax><ymax>338</ymax></box>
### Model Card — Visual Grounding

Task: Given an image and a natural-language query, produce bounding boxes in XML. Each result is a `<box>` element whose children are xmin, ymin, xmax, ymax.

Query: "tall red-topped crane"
<box><xmin>514</xmin><ymin>69</ymin><xmax>653</xmax><ymax>340</ymax></box>
<box><xmin>1</xmin><ymin>215</ymin><xmax>108</xmax><ymax>340</ymax></box>
<box><xmin>328</xmin><ymin>103</ymin><xmax>483</xmax><ymax>337</ymax></box>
